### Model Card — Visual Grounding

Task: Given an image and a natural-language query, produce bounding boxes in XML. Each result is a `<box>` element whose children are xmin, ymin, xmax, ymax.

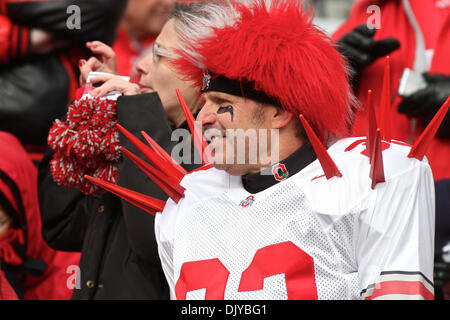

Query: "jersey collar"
<box><xmin>241</xmin><ymin>142</ymin><xmax>317</xmax><ymax>194</ymax></box>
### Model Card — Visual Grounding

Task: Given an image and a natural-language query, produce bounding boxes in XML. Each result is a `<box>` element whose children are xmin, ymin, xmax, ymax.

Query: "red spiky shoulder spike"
<box><xmin>299</xmin><ymin>114</ymin><xmax>342</xmax><ymax>179</ymax></box>
<box><xmin>366</xmin><ymin>89</ymin><xmax>378</xmax><ymax>163</ymax></box>
<box><xmin>84</xmin><ymin>175</ymin><xmax>166</xmax><ymax>216</ymax></box>
<box><xmin>176</xmin><ymin>89</ymin><xmax>212</xmax><ymax>165</ymax></box>
<box><xmin>141</xmin><ymin>130</ymin><xmax>188</xmax><ymax>177</ymax></box>
<box><xmin>408</xmin><ymin>95</ymin><xmax>450</xmax><ymax>161</ymax></box>
<box><xmin>379</xmin><ymin>56</ymin><xmax>392</xmax><ymax>142</ymax></box>
<box><xmin>120</xmin><ymin>147</ymin><xmax>185</xmax><ymax>203</ymax></box>
<box><xmin>369</xmin><ymin>128</ymin><xmax>386</xmax><ymax>189</ymax></box>
<box><xmin>116</xmin><ymin>124</ymin><xmax>185</xmax><ymax>182</ymax></box>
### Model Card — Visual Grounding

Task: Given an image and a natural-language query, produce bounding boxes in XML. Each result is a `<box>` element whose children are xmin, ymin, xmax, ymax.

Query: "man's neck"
<box><xmin>241</xmin><ymin>140</ymin><xmax>316</xmax><ymax>194</ymax></box>
<box><xmin>246</xmin><ymin>137</ymin><xmax>304</xmax><ymax>175</ymax></box>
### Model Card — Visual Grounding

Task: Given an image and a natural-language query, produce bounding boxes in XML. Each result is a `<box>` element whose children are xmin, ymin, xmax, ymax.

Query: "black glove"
<box><xmin>336</xmin><ymin>24</ymin><xmax>400</xmax><ymax>90</ymax></box>
<box><xmin>398</xmin><ymin>73</ymin><xmax>450</xmax><ymax>139</ymax></box>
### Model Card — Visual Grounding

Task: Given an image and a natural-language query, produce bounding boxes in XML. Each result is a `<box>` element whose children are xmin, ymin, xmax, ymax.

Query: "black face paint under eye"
<box><xmin>217</xmin><ymin>105</ymin><xmax>234</xmax><ymax>121</ymax></box>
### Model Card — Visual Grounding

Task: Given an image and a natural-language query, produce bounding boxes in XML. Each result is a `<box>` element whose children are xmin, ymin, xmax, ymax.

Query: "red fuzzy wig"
<box><xmin>173</xmin><ymin>0</ymin><xmax>355</xmax><ymax>143</ymax></box>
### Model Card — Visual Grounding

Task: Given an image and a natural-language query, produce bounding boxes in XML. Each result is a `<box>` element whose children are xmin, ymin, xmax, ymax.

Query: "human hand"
<box><xmin>336</xmin><ymin>24</ymin><xmax>400</xmax><ymax>89</ymax></box>
<box><xmin>398</xmin><ymin>73</ymin><xmax>450</xmax><ymax>138</ymax></box>
<box><xmin>30</xmin><ymin>28</ymin><xmax>69</xmax><ymax>55</ymax></box>
<box><xmin>79</xmin><ymin>41</ymin><xmax>118</xmax><ymax>86</ymax></box>
<box><xmin>89</xmin><ymin>74</ymin><xmax>141</xmax><ymax>97</ymax></box>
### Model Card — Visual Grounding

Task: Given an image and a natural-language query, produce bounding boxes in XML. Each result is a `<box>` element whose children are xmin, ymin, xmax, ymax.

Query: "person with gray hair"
<box><xmin>37</xmin><ymin>1</ymin><xmax>234</xmax><ymax>300</ymax></box>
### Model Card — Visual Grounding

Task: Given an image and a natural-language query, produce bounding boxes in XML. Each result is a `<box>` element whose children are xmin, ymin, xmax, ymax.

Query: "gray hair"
<box><xmin>170</xmin><ymin>1</ymin><xmax>242</xmax><ymax>69</ymax></box>
<box><xmin>169</xmin><ymin>1</ymin><xmax>293</xmax><ymax>69</ymax></box>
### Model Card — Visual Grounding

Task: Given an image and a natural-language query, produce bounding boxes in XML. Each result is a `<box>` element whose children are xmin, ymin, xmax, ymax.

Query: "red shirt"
<box><xmin>410</xmin><ymin>0</ymin><xmax>447</xmax><ymax>49</ymax></box>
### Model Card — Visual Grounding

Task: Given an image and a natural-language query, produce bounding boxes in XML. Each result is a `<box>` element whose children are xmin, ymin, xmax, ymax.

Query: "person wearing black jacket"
<box><xmin>0</xmin><ymin>0</ymin><xmax>127</xmax><ymax>161</ymax></box>
<box><xmin>37</xmin><ymin>2</ymin><xmax>221</xmax><ymax>299</ymax></box>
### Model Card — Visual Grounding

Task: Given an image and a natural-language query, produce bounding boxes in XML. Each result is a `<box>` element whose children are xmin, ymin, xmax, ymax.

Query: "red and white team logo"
<box><xmin>239</xmin><ymin>195</ymin><xmax>255</xmax><ymax>208</ymax></box>
<box><xmin>201</xmin><ymin>71</ymin><xmax>211</xmax><ymax>91</ymax></box>
<box><xmin>272</xmin><ymin>163</ymin><xmax>289</xmax><ymax>181</ymax></box>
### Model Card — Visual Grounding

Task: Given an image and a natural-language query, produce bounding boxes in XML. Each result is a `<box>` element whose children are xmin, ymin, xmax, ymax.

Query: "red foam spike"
<box><xmin>85</xmin><ymin>175</ymin><xmax>165</xmax><ymax>213</ymax></box>
<box><xmin>369</xmin><ymin>128</ymin><xmax>386</xmax><ymax>189</ymax></box>
<box><xmin>84</xmin><ymin>175</ymin><xmax>166</xmax><ymax>215</ymax></box>
<box><xmin>408</xmin><ymin>95</ymin><xmax>450</xmax><ymax>161</ymax></box>
<box><xmin>116</xmin><ymin>124</ymin><xmax>184</xmax><ymax>182</ymax></box>
<box><xmin>299</xmin><ymin>114</ymin><xmax>342</xmax><ymax>179</ymax></box>
<box><xmin>120</xmin><ymin>147</ymin><xmax>185</xmax><ymax>203</ymax></box>
<box><xmin>379</xmin><ymin>56</ymin><xmax>392</xmax><ymax>142</ymax></box>
<box><xmin>366</xmin><ymin>90</ymin><xmax>378</xmax><ymax>162</ymax></box>
<box><xmin>176</xmin><ymin>89</ymin><xmax>212</xmax><ymax>165</ymax></box>
<box><xmin>141</xmin><ymin>130</ymin><xmax>187</xmax><ymax>177</ymax></box>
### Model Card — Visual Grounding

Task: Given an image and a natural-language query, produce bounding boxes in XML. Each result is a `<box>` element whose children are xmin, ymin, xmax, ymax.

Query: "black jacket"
<box><xmin>38</xmin><ymin>93</ymin><xmax>199</xmax><ymax>299</ymax></box>
<box><xmin>0</xmin><ymin>0</ymin><xmax>127</xmax><ymax>146</ymax></box>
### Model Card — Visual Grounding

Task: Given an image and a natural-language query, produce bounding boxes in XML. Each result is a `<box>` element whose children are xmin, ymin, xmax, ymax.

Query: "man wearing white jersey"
<box><xmin>152</xmin><ymin>0</ymin><xmax>436</xmax><ymax>300</ymax></box>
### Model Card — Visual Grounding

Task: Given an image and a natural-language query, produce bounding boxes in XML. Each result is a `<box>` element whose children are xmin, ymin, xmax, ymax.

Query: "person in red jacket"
<box><xmin>333</xmin><ymin>0</ymin><xmax>449</xmax><ymax>177</ymax></box>
<box><xmin>0</xmin><ymin>131</ymin><xmax>80</xmax><ymax>299</ymax></box>
<box><xmin>333</xmin><ymin>0</ymin><xmax>450</xmax><ymax>299</ymax></box>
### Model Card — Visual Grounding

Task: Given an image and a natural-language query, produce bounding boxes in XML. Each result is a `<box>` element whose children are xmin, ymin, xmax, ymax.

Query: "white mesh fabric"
<box><xmin>156</xmin><ymin>137</ymin><xmax>434</xmax><ymax>300</ymax></box>
<box><xmin>173</xmin><ymin>179</ymin><xmax>360</xmax><ymax>300</ymax></box>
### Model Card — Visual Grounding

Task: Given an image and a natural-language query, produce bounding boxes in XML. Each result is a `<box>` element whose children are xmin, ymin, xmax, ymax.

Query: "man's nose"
<box><xmin>196</xmin><ymin>103</ymin><xmax>217</xmax><ymax>130</ymax></box>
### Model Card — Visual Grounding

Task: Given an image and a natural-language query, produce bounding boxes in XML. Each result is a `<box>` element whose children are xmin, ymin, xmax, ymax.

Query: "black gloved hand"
<box><xmin>398</xmin><ymin>73</ymin><xmax>450</xmax><ymax>139</ymax></box>
<box><xmin>336</xmin><ymin>24</ymin><xmax>400</xmax><ymax>90</ymax></box>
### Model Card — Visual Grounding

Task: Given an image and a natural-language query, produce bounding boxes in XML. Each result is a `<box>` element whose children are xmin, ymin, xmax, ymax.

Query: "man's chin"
<box><xmin>212</xmin><ymin>162</ymin><xmax>251</xmax><ymax>176</ymax></box>
<box><xmin>140</xmin><ymin>87</ymin><xmax>155</xmax><ymax>93</ymax></box>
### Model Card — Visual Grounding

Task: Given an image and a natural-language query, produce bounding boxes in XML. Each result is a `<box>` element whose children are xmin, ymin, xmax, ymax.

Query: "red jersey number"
<box><xmin>175</xmin><ymin>241</ymin><xmax>318</xmax><ymax>300</ymax></box>
<box><xmin>175</xmin><ymin>258</ymin><xmax>230</xmax><ymax>299</ymax></box>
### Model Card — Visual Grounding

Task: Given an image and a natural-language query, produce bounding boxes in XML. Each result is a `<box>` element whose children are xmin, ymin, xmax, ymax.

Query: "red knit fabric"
<box><xmin>47</xmin><ymin>97</ymin><xmax>121</xmax><ymax>195</ymax></box>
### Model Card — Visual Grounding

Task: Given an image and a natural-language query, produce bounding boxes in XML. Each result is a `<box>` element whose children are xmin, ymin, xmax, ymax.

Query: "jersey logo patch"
<box><xmin>272</xmin><ymin>163</ymin><xmax>289</xmax><ymax>181</ymax></box>
<box><xmin>239</xmin><ymin>195</ymin><xmax>255</xmax><ymax>208</ymax></box>
<box><xmin>201</xmin><ymin>71</ymin><xmax>211</xmax><ymax>91</ymax></box>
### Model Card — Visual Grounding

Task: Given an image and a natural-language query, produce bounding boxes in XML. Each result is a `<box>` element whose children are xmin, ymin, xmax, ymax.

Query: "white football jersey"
<box><xmin>155</xmin><ymin>137</ymin><xmax>435</xmax><ymax>300</ymax></box>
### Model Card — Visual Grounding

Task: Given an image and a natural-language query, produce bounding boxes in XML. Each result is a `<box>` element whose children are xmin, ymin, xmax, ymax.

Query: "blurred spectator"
<box><xmin>333</xmin><ymin>0</ymin><xmax>450</xmax><ymax>299</ymax></box>
<box><xmin>113</xmin><ymin>0</ymin><xmax>176</xmax><ymax>83</ymax></box>
<box><xmin>0</xmin><ymin>131</ymin><xmax>80</xmax><ymax>300</ymax></box>
<box><xmin>0</xmin><ymin>0</ymin><xmax>128</xmax><ymax>163</ymax></box>
<box><xmin>308</xmin><ymin>0</ymin><xmax>355</xmax><ymax>34</ymax></box>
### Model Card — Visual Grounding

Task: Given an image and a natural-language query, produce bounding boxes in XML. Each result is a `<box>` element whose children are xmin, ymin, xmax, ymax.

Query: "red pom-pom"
<box><xmin>47</xmin><ymin>97</ymin><xmax>121</xmax><ymax>195</ymax></box>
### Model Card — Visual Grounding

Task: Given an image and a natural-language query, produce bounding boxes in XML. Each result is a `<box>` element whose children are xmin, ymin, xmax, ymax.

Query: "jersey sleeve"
<box><xmin>154</xmin><ymin>166</ymin><xmax>228</xmax><ymax>299</ymax></box>
<box><xmin>155</xmin><ymin>200</ymin><xmax>178</xmax><ymax>300</ymax></box>
<box><xmin>356</xmin><ymin>159</ymin><xmax>435</xmax><ymax>300</ymax></box>
<box><xmin>154</xmin><ymin>171</ymin><xmax>208</xmax><ymax>299</ymax></box>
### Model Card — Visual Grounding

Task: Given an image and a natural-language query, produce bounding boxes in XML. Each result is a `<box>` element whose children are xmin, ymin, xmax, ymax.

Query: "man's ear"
<box><xmin>271</xmin><ymin>107</ymin><xmax>294</xmax><ymax>129</ymax></box>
